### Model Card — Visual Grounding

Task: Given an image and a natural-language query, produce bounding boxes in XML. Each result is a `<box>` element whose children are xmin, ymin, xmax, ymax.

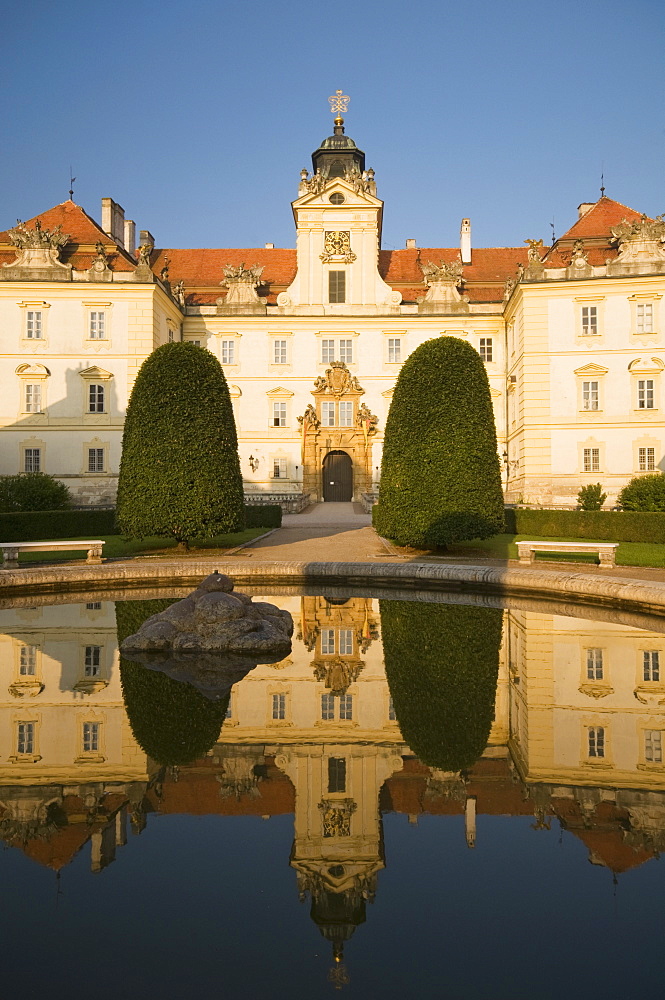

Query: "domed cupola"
<box><xmin>311</xmin><ymin>116</ymin><xmax>365</xmax><ymax>180</ymax></box>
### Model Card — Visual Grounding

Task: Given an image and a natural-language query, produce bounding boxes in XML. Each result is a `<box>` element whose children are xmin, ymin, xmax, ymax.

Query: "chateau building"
<box><xmin>0</xmin><ymin>101</ymin><xmax>663</xmax><ymax>505</ymax></box>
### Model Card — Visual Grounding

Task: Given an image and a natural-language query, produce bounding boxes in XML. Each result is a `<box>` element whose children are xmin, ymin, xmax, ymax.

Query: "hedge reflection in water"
<box><xmin>380</xmin><ymin>601</ymin><xmax>503</xmax><ymax>771</ymax></box>
<box><xmin>116</xmin><ymin>599</ymin><xmax>229</xmax><ymax>767</ymax></box>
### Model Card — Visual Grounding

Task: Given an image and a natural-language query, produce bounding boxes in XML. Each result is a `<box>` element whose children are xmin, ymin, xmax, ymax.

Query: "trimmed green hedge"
<box><xmin>0</xmin><ymin>508</ymin><xmax>116</xmax><ymax>542</ymax></box>
<box><xmin>116</xmin><ymin>342</ymin><xmax>245</xmax><ymax>544</ymax></box>
<box><xmin>116</xmin><ymin>599</ymin><xmax>228</xmax><ymax>766</ymax></box>
<box><xmin>374</xmin><ymin>337</ymin><xmax>504</xmax><ymax>548</ymax></box>
<box><xmin>505</xmin><ymin>507</ymin><xmax>665</xmax><ymax>544</ymax></box>
<box><xmin>243</xmin><ymin>504</ymin><xmax>282</xmax><ymax>529</ymax></box>
<box><xmin>380</xmin><ymin>600</ymin><xmax>502</xmax><ymax>772</ymax></box>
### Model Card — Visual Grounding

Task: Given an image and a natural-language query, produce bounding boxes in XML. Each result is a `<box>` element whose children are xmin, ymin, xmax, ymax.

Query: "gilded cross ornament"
<box><xmin>328</xmin><ymin>89</ymin><xmax>350</xmax><ymax>115</ymax></box>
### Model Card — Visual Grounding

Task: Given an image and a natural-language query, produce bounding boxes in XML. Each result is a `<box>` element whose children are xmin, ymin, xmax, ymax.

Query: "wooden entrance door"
<box><xmin>323</xmin><ymin>451</ymin><xmax>353</xmax><ymax>502</ymax></box>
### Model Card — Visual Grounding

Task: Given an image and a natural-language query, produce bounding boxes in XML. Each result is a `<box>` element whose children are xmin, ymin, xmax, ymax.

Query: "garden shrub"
<box><xmin>0</xmin><ymin>508</ymin><xmax>115</xmax><ymax>542</ymax></box>
<box><xmin>0</xmin><ymin>473</ymin><xmax>72</xmax><ymax>512</ymax></box>
<box><xmin>244</xmin><ymin>504</ymin><xmax>282</xmax><ymax>529</ymax></box>
<box><xmin>373</xmin><ymin>337</ymin><xmax>504</xmax><ymax>547</ymax></box>
<box><xmin>618</xmin><ymin>473</ymin><xmax>665</xmax><ymax>512</ymax></box>
<box><xmin>116</xmin><ymin>599</ymin><xmax>228</xmax><ymax>766</ymax></box>
<box><xmin>577</xmin><ymin>483</ymin><xmax>606</xmax><ymax>511</ymax></box>
<box><xmin>380</xmin><ymin>600</ymin><xmax>503</xmax><ymax>771</ymax></box>
<box><xmin>504</xmin><ymin>507</ymin><xmax>665</xmax><ymax>543</ymax></box>
<box><xmin>116</xmin><ymin>342</ymin><xmax>245</xmax><ymax>546</ymax></box>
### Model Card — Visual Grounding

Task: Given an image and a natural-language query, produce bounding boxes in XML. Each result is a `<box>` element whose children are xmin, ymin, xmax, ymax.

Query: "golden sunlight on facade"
<box><xmin>0</xmin><ymin>102</ymin><xmax>662</xmax><ymax>507</ymax></box>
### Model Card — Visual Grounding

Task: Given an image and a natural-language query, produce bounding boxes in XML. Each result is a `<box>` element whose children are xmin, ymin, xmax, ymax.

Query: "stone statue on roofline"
<box><xmin>172</xmin><ymin>280</ymin><xmax>186</xmax><ymax>308</ymax></box>
<box><xmin>217</xmin><ymin>262</ymin><xmax>267</xmax><ymax>315</ymax></box>
<box><xmin>2</xmin><ymin>219</ymin><xmax>72</xmax><ymax>281</ymax></box>
<box><xmin>418</xmin><ymin>257</ymin><xmax>469</xmax><ymax>314</ymax></box>
<box><xmin>607</xmin><ymin>214</ymin><xmax>665</xmax><ymax>274</ymax></box>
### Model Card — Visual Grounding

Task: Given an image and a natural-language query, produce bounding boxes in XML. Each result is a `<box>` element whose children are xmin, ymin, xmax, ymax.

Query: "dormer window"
<box><xmin>329</xmin><ymin>193</ymin><xmax>345</xmax><ymax>205</ymax></box>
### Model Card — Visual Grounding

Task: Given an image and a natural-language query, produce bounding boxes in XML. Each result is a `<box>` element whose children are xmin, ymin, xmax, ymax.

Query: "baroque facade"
<box><xmin>0</xmin><ymin>109</ymin><xmax>663</xmax><ymax>505</ymax></box>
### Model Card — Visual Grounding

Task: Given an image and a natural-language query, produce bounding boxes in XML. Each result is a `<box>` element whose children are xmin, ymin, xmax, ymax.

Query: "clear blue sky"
<box><xmin>2</xmin><ymin>0</ymin><xmax>663</xmax><ymax>251</ymax></box>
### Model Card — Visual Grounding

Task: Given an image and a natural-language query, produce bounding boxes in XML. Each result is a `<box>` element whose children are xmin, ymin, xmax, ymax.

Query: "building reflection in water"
<box><xmin>0</xmin><ymin>593</ymin><xmax>663</xmax><ymax>981</ymax></box>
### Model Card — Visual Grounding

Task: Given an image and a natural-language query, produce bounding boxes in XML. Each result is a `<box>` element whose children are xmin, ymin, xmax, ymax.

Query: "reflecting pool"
<box><xmin>0</xmin><ymin>591</ymin><xmax>664</xmax><ymax>999</ymax></box>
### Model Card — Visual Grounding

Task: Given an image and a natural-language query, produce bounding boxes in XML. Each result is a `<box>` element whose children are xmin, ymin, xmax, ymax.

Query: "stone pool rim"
<box><xmin>1</xmin><ymin>558</ymin><xmax>665</xmax><ymax>622</ymax></box>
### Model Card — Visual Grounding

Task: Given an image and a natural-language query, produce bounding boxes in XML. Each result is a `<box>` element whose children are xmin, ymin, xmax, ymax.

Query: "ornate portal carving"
<box><xmin>320</xmin><ymin>231</ymin><xmax>357</xmax><ymax>263</ymax></box>
<box><xmin>313</xmin><ymin>361</ymin><xmax>362</xmax><ymax>396</ymax></box>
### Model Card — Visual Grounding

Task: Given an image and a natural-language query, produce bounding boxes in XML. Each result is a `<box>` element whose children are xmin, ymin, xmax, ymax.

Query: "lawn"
<box><xmin>11</xmin><ymin>528</ymin><xmax>269</xmax><ymax>565</ymax></box>
<box><xmin>448</xmin><ymin>534</ymin><xmax>665</xmax><ymax>568</ymax></box>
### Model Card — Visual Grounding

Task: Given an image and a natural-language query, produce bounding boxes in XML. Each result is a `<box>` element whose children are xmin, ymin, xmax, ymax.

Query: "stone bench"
<box><xmin>517</xmin><ymin>540</ymin><xmax>619</xmax><ymax>568</ymax></box>
<box><xmin>0</xmin><ymin>540</ymin><xmax>105</xmax><ymax>569</ymax></box>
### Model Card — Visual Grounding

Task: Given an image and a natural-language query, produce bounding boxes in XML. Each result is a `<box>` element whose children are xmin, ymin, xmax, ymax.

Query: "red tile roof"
<box><xmin>556</xmin><ymin>196</ymin><xmax>644</xmax><ymax>242</ymax></box>
<box><xmin>0</xmin><ymin>200</ymin><xmax>137</xmax><ymax>271</ymax></box>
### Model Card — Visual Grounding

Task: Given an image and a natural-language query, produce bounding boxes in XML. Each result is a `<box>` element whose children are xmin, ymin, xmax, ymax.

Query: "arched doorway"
<box><xmin>322</xmin><ymin>451</ymin><xmax>353</xmax><ymax>502</ymax></box>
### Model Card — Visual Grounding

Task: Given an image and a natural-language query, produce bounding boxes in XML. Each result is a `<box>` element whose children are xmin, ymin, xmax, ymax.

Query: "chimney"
<box><xmin>124</xmin><ymin>220</ymin><xmax>136</xmax><ymax>255</ymax></box>
<box><xmin>405</xmin><ymin>238</ymin><xmax>417</xmax><ymax>249</ymax></box>
<box><xmin>577</xmin><ymin>202</ymin><xmax>595</xmax><ymax>219</ymax></box>
<box><xmin>139</xmin><ymin>229</ymin><xmax>155</xmax><ymax>247</ymax></box>
<box><xmin>460</xmin><ymin>218</ymin><xmax>471</xmax><ymax>265</ymax></box>
<box><xmin>264</xmin><ymin>242</ymin><xmax>274</xmax><ymax>249</ymax></box>
<box><xmin>101</xmin><ymin>197</ymin><xmax>125</xmax><ymax>248</ymax></box>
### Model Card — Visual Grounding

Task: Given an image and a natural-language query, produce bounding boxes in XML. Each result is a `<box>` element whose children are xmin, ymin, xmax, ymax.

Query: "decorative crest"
<box><xmin>8</xmin><ymin>219</ymin><xmax>69</xmax><ymax>251</ymax></box>
<box><xmin>328</xmin><ymin>89</ymin><xmax>350</xmax><ymax>115</ymax></box>
<box><xmin>524</xmin><ymin>238</ymin><xmax>545</xmax><ymax>262</ymax></box>
<box><xmin>610</xmin><ymin>214</ymin><xmax>665</xmax><ymax>245</ymax></box>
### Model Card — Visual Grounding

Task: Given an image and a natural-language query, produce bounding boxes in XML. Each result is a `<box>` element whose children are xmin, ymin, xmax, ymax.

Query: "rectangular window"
<box><xmin>88</xmin><ymin>384</ymin><xmax>105</xmax><ymax>413</ymax></box>
<box><xmin>220</xmin><ymin>340</ymin><xmax>235</xmax><ymax>365</ymax></box>
<box><xmin>582</xmin><ymin>381</ymin><xmax>599</xmax><ymax>410</ymax></box>
<box><xmin>322</xmin><ymin>339</ymin><xmax>335</xmax><ymax>363</ymax></box>
<box><xmin>24</xmin><ymin>448</ymin><xmax>40</xmax><ymax>473</ymax></box>
<box><xmin>83</xmin><ymin>722</ymin><xmax>100</xmax><ymax>753</ymax></box>
<box><xmin>168</xmin><ymin>329</ymin><xmax>174</xmax><ymax>343</ymax></box>
<box><xmin>272</xmin><ymin>458</ymin><xmax>287</xmax><ymax>479</ymax></box>
<box><xmin>338</xmin><ymin>339</ymin><xmax>353</xmax><ymax>364</ymax></box>
<box><xmin>321</xmin><ymin>693</ymin><xmax>335</xmax><ymax>721</ymax></box>
<box><xmin>339</xmin><ymin>694</ymin><xmax>353</xmax><ymax>721</ymax></box>
<box><xmin>583</xmin><ymin>448</ymin><xmax>600</xmax><ymax>473</ymax></box>
<box><xmin>638</xmin><ymin>379</ymin><xmax>654</xmax><ymax>409</ymax></box>
<box><xmin>272</xmin><ymin>693</ymin><xmax>286</xmax><ymax>720</ymax></box>
<box><xmin>388</xmin><ymin>338</ymin><xmax>401</xmax><ymax>363</ymax></box>
<box><xmin>321</xmin><ymin>401</ymin><xmax>336</xmax><ymax>427</ymax></box>
<box><xmin>273</xmin><ymin>340</ymin><xmax>287</xmax><ymax>364</ymax></box>
<box><xmin>24</xmin><ymin>384</ymin><xmax>42</xmax><ymax>413</ymax></box>
<box><xmin>479</xmin><ymin>338</ymin><xmax>493</xmax><ymax>363</ymax></box>
<box><xmin>388</xmin><ymin>697</ymin><xmax>396</xmax><ymax>721</ymax></box>
<box><xmin>26</xmin><ymin>311</ymin><xmax>42</xmax><ymax>339</ymax></box>
<box><xmin>338</xmin><ymin>629</ymin><xmax>353</xmax><ymax>655</ymax></box>
<box><xmin>338</xmin><ymin>401</ymin><xmax>353</xmax><ymax>426</ymax></box>
<box><xmin>84</xmin><ymin>645</ymin><xmax>101</xmax><ymax>677</ymax></box>
<box><xmin>645</xmin><ymin>730</ymin><xmax>663</xmax><ymax>763</ymax></box>
<box><xmin>272</xmin><ymin>402</ymin><xmax>286</xmax><ymax>427</ymax></box>
<box><xmin>86</xmin><ymin>602</ymin><xmax>102</xmax><ymax>610</ymax></box>
<box><xmin>321</xmin><ymin>629</ymin><xmax>335</xmax><ymax>655</ymax></box>
<box><xmin>89</xmin><ymin>311</ymin><xmax>106</xmax><ymax>339</ymax></box>
<box><xmin>582</xmin><ymin>306</ymin><xmax>598</xmax><ymax>335</ymax></box>
<box><xmin>88</xmin><ymin>448</ymin><xmax>104</xmax><ymax>473</ymax></box>
<box><xmin>644</xmin><ymin>650</ymin><xmax>660</xmax><ymax>682</ymax></box>
<box><xmin>637</xmin><ymin>303</ymin><xmax>654</xmax><ymax>333</ymax></box>
<box><xmin>17</xmin><ymin>722</ymin><xmax>35</xmax><ymax>755</ymax></box>
<box><xmin>639</xmin><ymin>447</ymin><xmax>656</xmax><ymax>472</ymax></box>
<box><xmin>19</xmin><ymin>646</ymin><xmax>37</xmax><ymax>676</ymax></box>
<box><xmin>225</xmin><ymin>702</ymin><xmax>233</xmax><ymax>720</ymax></box>
<box><xmin>328</xmin><ymin>757</ymin><xmax>347</xmax><ymax>794</ymax></box>
<box><xmin>329</xmin><ymin>270</ymin><xmax>346</xmax><ymax>304</ymax></box>
<box><xmin>586</xmin><ymin>648</ymin><xmax>603</xmax><ymax>680</ymax></box>
<box><xmin>588</xmin><ymin>725</ymin><xmax>605</xmax><ymax>758</ymax></box>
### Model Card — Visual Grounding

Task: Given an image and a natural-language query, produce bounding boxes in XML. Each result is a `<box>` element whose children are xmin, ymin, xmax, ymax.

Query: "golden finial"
<box><xmin>328</xmin><ymin>89</ymin><xmax>350</xmax><ymax>116</ymax></box>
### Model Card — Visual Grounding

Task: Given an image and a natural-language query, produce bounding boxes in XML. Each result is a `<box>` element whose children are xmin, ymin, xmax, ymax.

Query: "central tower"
<box><xmin>278</xmin><ymin>92</ymin><xmax>401</xmax><ymax>315</ymax></box>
